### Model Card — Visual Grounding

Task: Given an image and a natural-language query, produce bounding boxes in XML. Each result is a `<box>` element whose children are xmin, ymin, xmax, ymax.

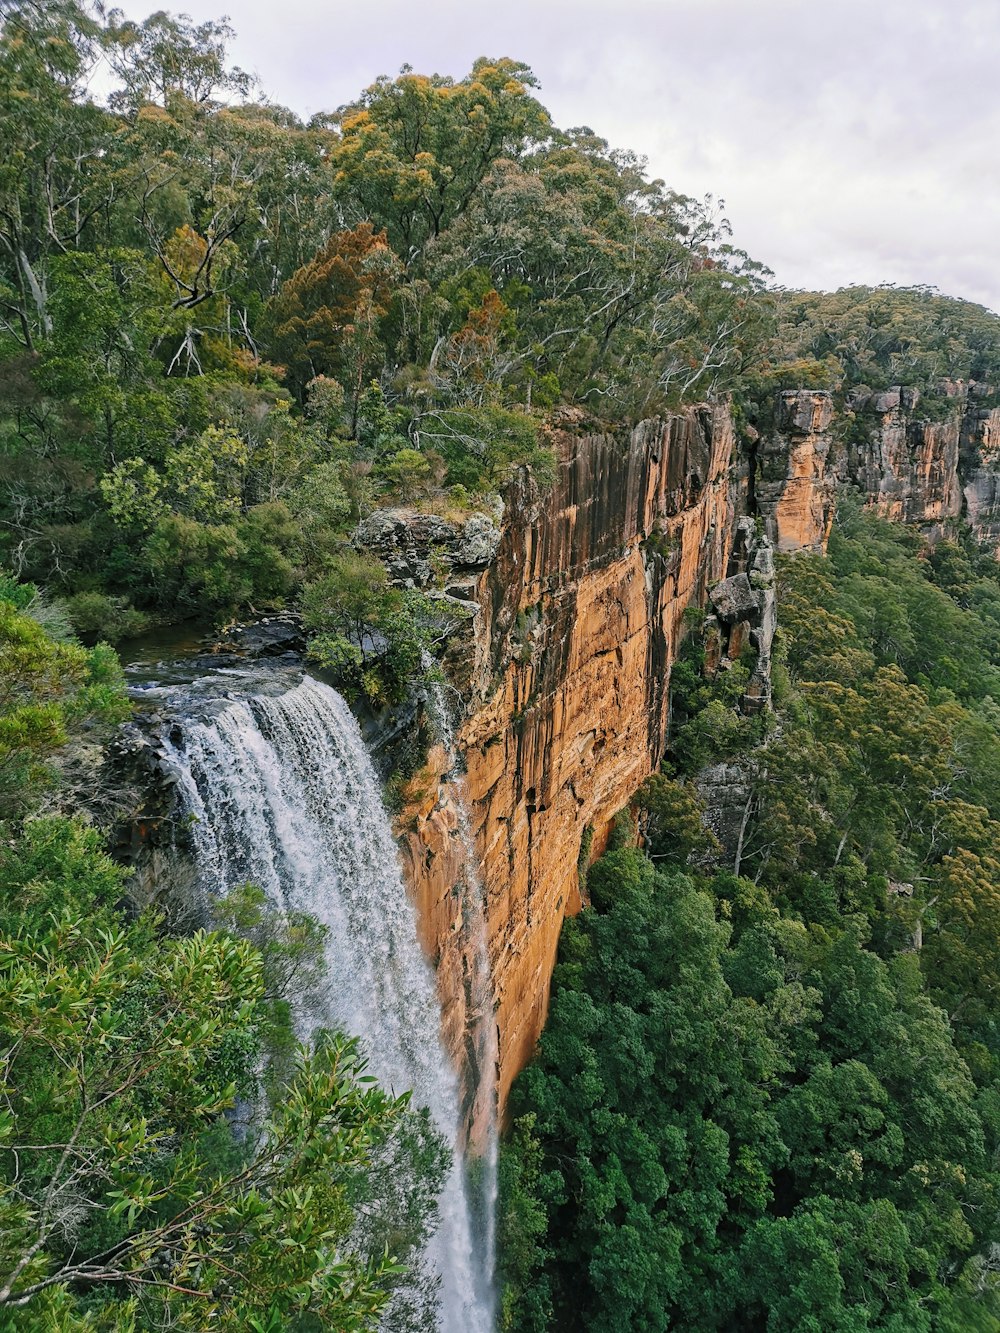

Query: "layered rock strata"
<box><xmin>394</xmin><ymin>407</ymin><xmax>738</xmax><ymax>1113</ymax></box>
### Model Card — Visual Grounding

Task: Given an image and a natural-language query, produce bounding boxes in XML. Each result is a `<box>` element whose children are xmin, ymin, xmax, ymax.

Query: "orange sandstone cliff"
<box><xmin>757</xmin><ymin>384</ymin><xmax>1000</xmax><ymax>555</ymax></box>
<box><xmin>394</xmin><ymin>406</ymin><xmax>739</xmax><ymax>1117</ymax></box>
<box><xmin>389</xmin><ymin>383</ymin><xmax>1000</xmax><ymax>1127</ymax></box>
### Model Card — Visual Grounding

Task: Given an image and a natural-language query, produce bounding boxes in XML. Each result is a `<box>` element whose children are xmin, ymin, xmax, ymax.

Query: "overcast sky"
<box><xmin>105</xmin><ymin>0</ymin><xmax>1000</xmax><ymax>313</ymax></box>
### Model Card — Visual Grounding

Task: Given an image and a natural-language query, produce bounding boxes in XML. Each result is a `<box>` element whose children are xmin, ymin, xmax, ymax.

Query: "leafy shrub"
<box><xmin>63</xmin><ymin>591</ymin><xmax>149</xmax><ymax>643</ymax></box>
<box><xmin>302</xmin><ymin>551</ymin><xmax>437</xmax><ymax>706</ymax></box>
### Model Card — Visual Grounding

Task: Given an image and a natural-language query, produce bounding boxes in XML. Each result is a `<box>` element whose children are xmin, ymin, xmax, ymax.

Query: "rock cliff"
<box><xmin>393</xmin><ymin>379</ymin><xmax>1000</xmax><ymax>1120</ymax></box>
<box><xmin>759</xmin><ymin>383</ymin><xmax>1000</xmax><ymax>553</ymax></box>
<box><xmin>114</xmin><ymin>382</ymin><xmax>1000</xmax><ymax>1134</ymax></box>
<box><xmin>756</xmin><ymin>390</ymin><xmax>837</xmax><ymax>552</ymax></box>
<box><xmin>963</xmin><ymin>401</ymin><xmax>1000</xmax><ymax>551</ymax></box>
<box><xmin>393</xmin><ymin>407</ymin><xmax>739</xmax><ymax>1114</ymax></box>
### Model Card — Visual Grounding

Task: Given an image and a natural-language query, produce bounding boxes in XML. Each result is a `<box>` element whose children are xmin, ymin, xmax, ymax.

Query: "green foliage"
<box><xmin>0</xmin><ymin>13</ymin><xmax>780</xmax><ymax>620</ymax></box>
<box><xmin>667</xmin><ymin>636</ymin><xmax>769</xmax><ymax>771</ymax></box>
<box><xmin>734</xmin><ymin>509</ymin><xmax>1000</xmax><ymax>1015</ymax></box>
<box><xmin>61</xmin><ymin>591</ymin><xmax>149</xmax><ymax>645</ymax></box>
<box><xmin>502</xmin><ymin>842</ymin><xmax>1000</xmax><ymax>1331</ymax></box>
<box><xmin>301</xmin><ymin>551</ymin><xmax>440</xmax><ymax>707</ymax></box>
<box><xmin>767</xmin><ymin>285</ymin><xmax>1000</xmax><ymax>394</ymax></box>
<box><xmin>331</xmin><ymin>60</ymin><xmax>551</xmax><ymax>259</ymax></box>
<box><xmin>0</xmin><ymin>818</ymin><xmax>447</xmax><ymax>1329</ymax></box>
<box><xmin>497</xmin><ymin>1114</ymin><xmax>552</xmax><ymax>1331</ymax></box>
<box><xmin>262</xmin><ymin>224</ymin><xmax>401</xmax><ymax>410</ymax></box>
<box><xmin>413</xmin><ymin>405</ymin><xmax>554</xmax><ymax>491</ymax></box>
<box><xmin>0</xmin><ymin>579</ymin><xmax>129</xmax><ymax>815</ymax></box>
<box><xmin>635</xmin><ymin>773</ymin><xmax>720</xmax><ymax>864</ymax></box>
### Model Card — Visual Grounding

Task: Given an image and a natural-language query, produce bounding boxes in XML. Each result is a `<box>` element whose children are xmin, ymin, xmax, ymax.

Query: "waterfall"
<box><xmin>160</xmin><ymin>673</ymin><xmax>493</xmax><ymax>1332</ymax></box>
<box><xmin>425</xmin><ymin>677</ymin><xmax>499</xmax><ymax>1300</ymax></box>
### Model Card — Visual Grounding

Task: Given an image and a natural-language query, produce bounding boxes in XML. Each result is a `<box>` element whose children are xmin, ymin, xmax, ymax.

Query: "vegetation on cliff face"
<box><xmin>500</xmin><ymin>507</ymin><xmax>1000</xmax><ymax>1331</ymax></box>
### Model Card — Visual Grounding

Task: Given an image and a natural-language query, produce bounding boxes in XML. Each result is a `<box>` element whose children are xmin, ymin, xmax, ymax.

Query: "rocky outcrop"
<box><xmin>756</xmin><ymin>391</ymin><xmax>837</xmax><ymax>553</ymax></box>
<box><xmin>963</xmin><ymin>404</ymin><xmax>1000</xmax><ymax>551</ymax></box>
<box><xmin>847</xmin><ymin>386</ymin><xmax>963</xmax><ymax>527</ymax></box>
<box><xmin>695</xmin><ymin>759</ymin><xmax>755</xmax><ymax>873</ymax></box>
<box><xmin>706</xmin><ymin>519</ymin><xmax>776</xmax><ymax>713</ymax></box>
<box><xmin>207</xmin><ymin>613</ymin><xmax>306</xmax><ymax>657</ymax></box>
<box><xmin>399</xmin><ymin>381</ymin><xmax>1000</xmax><ymax>1116</ymax></box>
<box><xmin>760</xmin><ymin>384</ymin><xmax>1000</xmax><ymax>554</ymax></box>
<box><xmin>396</xmin><ymin>406</ymin><xmax>739</xmax><ymax>1112</ymax></box>
<box><xmin>693</xmin><ymin>522</ymin><xmax>776</xmax><ymax>873</ymax></box>
<box><xmin>354</xmin><ymin>506</ymin><xmax>503</xmax><ymax>592</ymax></box>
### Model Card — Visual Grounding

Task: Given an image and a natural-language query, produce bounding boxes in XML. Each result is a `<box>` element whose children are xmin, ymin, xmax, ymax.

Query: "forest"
<box><xmin>4</xmin><ymin>0</ymin><xmax>1000</xmax><ymax>1329</ymax></box>
<box><xmin>500</xmin><ymin>511</ymin><xmax>1000</xmax><ymax>1330</ymax></box>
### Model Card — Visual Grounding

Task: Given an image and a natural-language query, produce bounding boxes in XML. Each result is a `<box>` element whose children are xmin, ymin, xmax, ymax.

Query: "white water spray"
<box><xmin>161</xmin><ymin>674</ymin><xmax>493</xmax><ymax>1332</ymax></box>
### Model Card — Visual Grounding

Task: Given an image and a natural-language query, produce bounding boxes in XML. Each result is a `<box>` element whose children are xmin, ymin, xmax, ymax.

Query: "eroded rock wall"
<box><xmin>397</xmin><ymin>407</ymin><xmax>738</xmax><ymax>1113</ymax></box>
<box><xmin>756</xmin><ymin>390</ymin><xmax>837</xmax><ymax>553</ymax></box>
<box><xmin>395</xmin><ymin>384</ymin><xmax>1000</xmax><ymax>1121</ymax></box>
<box><xmin>760</xmin><ymin>384</ymin><xmax>1000</xmax><ymax>553</ymax></box>
<box><xmin>963</xmin><ymin>404</ymin><xmax>1000</xmax><ymax>551</ymax></box>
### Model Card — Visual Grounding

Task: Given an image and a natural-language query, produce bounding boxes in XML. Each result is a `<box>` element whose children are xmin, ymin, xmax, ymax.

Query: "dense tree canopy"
<box><xmin>750</xmin><ymin>285</ymin><xmax>1000</xmax><ymax>404</ymax></box>
<box><xmin>0</xmin><ymin>2</ymin><xmax>780</xmax><ymax>632</ymax></box>
<box><xmin>501</xmin><ymin>842</ymin><xmax>1000</xmax><ymax>1331</ymax></box>
<box><xmin>502</xmin><ymin>509</ymin><xmax>1000</xmax><ymax>1329</ymax></box>
<box><xmin>0</xmin><ymin>818</ymin><xmax>446</xmax><ymax>1330</ymax></box>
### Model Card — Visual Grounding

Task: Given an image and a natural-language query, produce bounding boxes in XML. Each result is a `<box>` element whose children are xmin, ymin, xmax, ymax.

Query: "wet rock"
<box><xmin>208</xmin><ymin>614</ymin><xmax>305</xmax><ymax>657</ymax></box>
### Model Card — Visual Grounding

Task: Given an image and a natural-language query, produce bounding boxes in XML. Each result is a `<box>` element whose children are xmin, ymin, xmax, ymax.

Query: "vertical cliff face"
<box><xmin>756</xmin><ymin>391</ymin><xmax>836</xmax><ymax>552</ymax></box>
<box><xmin>963</xmin><ymin>403</ymin><xmax>1000</xmax><ymax>551</ymax></box>
<box><xmin>847</xmin><ymin>386</ymin><xmax>965</xmax><ymax>526</ymax></box>
<box><xmin>760</xmin><ymin>384</ymin><xmax>1000</xmax><ymax>553</ymax></box>
<box><xmin>395</xmin><ymin>382</ymin><xmax>1000</xmax><ymax>1120</ymax></box>
<box><xmin>397</xmin><ymin>407</ymin><xmax>739</xmax><ymax>1112</ymax></box>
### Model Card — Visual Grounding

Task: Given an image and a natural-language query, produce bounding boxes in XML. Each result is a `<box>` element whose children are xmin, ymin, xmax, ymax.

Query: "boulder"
<box><xmin>209</xmin><ymin>614</ymin><xmax>305</xmax><ymax>657</ymax></box>
<box><xmin>354</xmin><ymin>507</ymin><xmax>502</xmax><ymax>588</ymax></box>
<box><xmin>452</xmin><ymin>512</ymin><xmax>502</xmax><ymax>567</ymax></box>
<box><xmin>709</xmin><ymin>573</ymin><xmax>762</xmax><ymax>627</ymax></box>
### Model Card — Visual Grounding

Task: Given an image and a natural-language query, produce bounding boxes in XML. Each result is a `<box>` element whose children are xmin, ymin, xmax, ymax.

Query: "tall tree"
<box><xmin>263</xmin><ymin>224</ymin><xmax>401</xmax><ymax>414</ymax></box>
<box><xmin>332</xmin><ymin>59</ymin><xmax>550</xmax><ymax>258</ymax></box>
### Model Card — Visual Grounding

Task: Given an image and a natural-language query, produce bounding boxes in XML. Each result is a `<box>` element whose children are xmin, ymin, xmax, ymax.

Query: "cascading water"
<box><xmin>159</xmin><ymin>672</ymin><xmax>494</xmax><ymax>1332</ymax></box>
<box><xmin>424</xmin><ymin>676</ymin><xmax>500</xmax><ymax>1298</ymax></box>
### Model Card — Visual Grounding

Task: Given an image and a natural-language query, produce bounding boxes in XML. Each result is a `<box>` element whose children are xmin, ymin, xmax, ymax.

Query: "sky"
<box><xmin>104</xmin><ymin>0</ymin><xmax>1000</xmax><ymax>313</ymax></box>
